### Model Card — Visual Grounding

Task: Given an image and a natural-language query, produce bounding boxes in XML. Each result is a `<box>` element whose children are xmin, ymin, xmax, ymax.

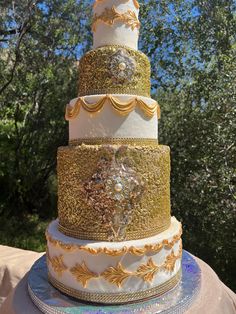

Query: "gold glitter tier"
<box><xmin>58</xmin><ymin>144</ymin><xmax>171</xmax><ymax>241</ymax></box>
<box><xmin>78</xmin><ymin>46</ymin><xmax>151</xmax><ymax>97</ymax></box>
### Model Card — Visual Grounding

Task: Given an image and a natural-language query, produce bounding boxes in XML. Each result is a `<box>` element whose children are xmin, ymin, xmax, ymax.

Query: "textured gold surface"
<box><xmin>78</xmin><ymin>46</ymin><xmax>151</xmax><ymax>97</ymax></box>
<box><xmin>48</xmin><ymin>270</ymin><xmax>181</xmax><ymax>304</ymax></box>
<box><xmin>57</xmin><ymin>144</ymin><xmax>171</xmax><ymax>241</ymax></box>
<box><xmin>93</xmin><ymin>0</ymin><xmax>140</xmax><ymax>9</ymax></box>
<box><xmin>65</xmin><ymin>95</ymin><xmax>160</xmax><ymax>119</ymax></box>
<box><xmin>46</xmin><ymin>224</ymin><xmax>182</xmax><ymax>256</ymax></box>
<box><xmin>92</xmin><ymin>6</ymin><xmax>140</xmax><ymax>32</ymax></box>
<box><xmin>69</xmin><ymin>138</ymin><xmax>159</xmax><ymax>147</ymax></box>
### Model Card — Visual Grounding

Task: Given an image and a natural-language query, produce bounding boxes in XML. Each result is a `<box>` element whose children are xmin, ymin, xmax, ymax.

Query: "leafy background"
<box><xmin>0</xmin><ymin>0</ymin><xmax>235</xmax><ymax>291</ymax></box>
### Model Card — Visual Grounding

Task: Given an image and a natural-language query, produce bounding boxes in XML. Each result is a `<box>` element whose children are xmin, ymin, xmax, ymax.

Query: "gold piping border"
<box><xmin>65</xmin><ymin>95</ymin><xmax>160</xmax><ymax>120</ymax></box>
<box><xmin>58</xmin><ymin>220</ymin><xmax>171</xmax><ymax>242</ymax></box>
<box><xmin>46</xmin><ymin>225</ymin><xmax>182</xmax><ymax>256</ymax></box>
<box><xmin>48</xmin><ymin>270</ymin><xmax>181</xmax><ymax>304</ymax></box>
<box><xmin>93</xmin><ymin>0</ymin><xmax>140</xmax><ymax>9</ymax></box>
<box><xmin>68</xmin><ymin>138</ymin><xmax>159</xmax><ymax>147</ymax></box>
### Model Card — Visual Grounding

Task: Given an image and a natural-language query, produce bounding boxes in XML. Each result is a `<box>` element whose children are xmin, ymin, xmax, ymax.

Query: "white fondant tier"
<box><xmin>46</xmin><ymin>217</ymin><xmax>182</xmax><ymax>304</ymax></box>
<box><xmin>93</xmin><ymin>0</ymin><xmax>140</xmax><ymax>50</ymax></box>
<box><xmin>66</xmin><ymin>95</ymin><xmax>159</xmax><ymax>141</ymax></box>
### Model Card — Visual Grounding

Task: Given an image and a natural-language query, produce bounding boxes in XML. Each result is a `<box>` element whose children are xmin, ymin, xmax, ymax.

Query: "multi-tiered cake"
<box><xmin>46</xmin><ymin>0</ymin><xmax>182</xmax><ymax>304</ymax></box>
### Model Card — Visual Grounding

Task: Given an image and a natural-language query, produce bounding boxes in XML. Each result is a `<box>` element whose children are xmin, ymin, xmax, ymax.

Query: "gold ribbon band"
<box><xmin>58</xmin><ymin>220</ymin><xmax>171</xmax><ymax>242</ymax></box>
<box><xmin>48</xmin><ymin>270</ymin><xmax>181</xmax><ymax>304</ymax></box>
<box><xmin>69</xmin><ymin>138</ymin><xmax>159</xmax><ymax>147</ymax></box>
<box><xmin>65</xmin><ymin>95</ymin><xmax>160</xmax><ymax>120</ymax></box>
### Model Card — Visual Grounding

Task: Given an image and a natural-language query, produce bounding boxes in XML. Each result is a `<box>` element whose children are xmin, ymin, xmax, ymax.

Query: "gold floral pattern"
<box><xmin>92</xmin><ymin>6</ymin><xmax>140</xmax><ymax>32</ymax></box>
<box><xmin>135</xmin><ymin>258</ymin><xmax>159</xmax><ymax>283</ymax></box>
<box><xmin>70</xmin><ymin>262</ymin><xmax>98</xmax><ymax>288</ymax></box>
<box><xmin>101</xmin><ymin>262</ymin><xmax>132</xmax><ymax>288</ymax></box>
<box><xmin>65</xmin><ymin>95</ymin><xmax>160</xmax><ymax>120</ymax></box>
<box><xmin>47</xmin><ymin>250</ymin><xmax>67</xmax><ymax>277</ymax></box>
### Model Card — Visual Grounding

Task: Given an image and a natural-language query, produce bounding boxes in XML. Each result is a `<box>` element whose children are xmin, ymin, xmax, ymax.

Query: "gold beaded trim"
<box><xmin>78</xmin><ymin>46</ymin><xmax>150</xmax><ymax>97</ymax></box>
<box><xmin>93</xmin><ymin>0</ymin><xmax>140</xmax><ymax>9</ymax></box>
<box><xmin>69</xmin><ymin>138</ymin><xmax>159</xmax><ymax>147</ymax></box>
<box><xmin>46</xmin><ymin>225</ymin><xmax>182</xmax><ymax>256</ymax></box>
<box><xmin>65</xmin><ymin>95</ymin><xmax>160</xmax><ymax>119</ymax></box>
<box><xmin>48</xmin><ymin>270</ymin><xmax>181</xmax><ymax>304</ymax></box>
<box><xmin>92</xmin><ymin>6</ymin><xmax>140</xmax><ymax>32</ymax></box>
<box><xmin>58</xmin><ymin>220</ymin><xmax>171</xmax><ymax>242</ymax></box>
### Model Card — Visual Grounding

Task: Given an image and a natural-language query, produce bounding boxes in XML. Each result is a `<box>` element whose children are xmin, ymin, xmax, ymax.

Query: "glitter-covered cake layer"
<box><xmin>78</xmin><ymin>46</ymin><xmax>151</xmax><ymax>97</ymax></box>
<box><xmin>57</xmin><ymin>144</ymin><xmax>171</xmax><ymax>241</ymax></box>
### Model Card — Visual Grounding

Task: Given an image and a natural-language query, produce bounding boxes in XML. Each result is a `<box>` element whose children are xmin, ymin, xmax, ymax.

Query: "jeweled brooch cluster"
<box><xmin>83</xmin><ymin>146</ymin><xmax>144</xmax><ymax>241</ymax></box>
<box><xmin>109</xmin><ymin>49</ymin><xmax>136</xmax><ymax>83</ymax></box>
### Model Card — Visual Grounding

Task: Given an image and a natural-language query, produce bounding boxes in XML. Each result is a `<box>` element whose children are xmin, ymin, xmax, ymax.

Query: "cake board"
<box><xmin>28</xmin><ymin>250</ymin><xmax>201</xmax><ymax>314</ymax></box>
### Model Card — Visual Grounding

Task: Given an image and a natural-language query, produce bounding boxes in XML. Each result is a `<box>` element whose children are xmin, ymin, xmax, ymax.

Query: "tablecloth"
<box><xmin>0</xmin><ymin>245</ymin><xmax>235</xmax><ymax>314</ymax></box>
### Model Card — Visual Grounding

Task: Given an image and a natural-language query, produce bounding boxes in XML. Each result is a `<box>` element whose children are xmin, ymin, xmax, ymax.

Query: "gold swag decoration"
<box><xmin>93</xmin><ymin>0</ymin><xmax>140</xmax><ymax>9</ymax></box>
<box><xmin>92</xmin><ymin>6</ymin><xmax>140</xmax><ymax>32</ymax></box>
<box><xmin>65</xmin><ymin>95</ymin><xmax>160</xmax><ymax>120</ymax></box>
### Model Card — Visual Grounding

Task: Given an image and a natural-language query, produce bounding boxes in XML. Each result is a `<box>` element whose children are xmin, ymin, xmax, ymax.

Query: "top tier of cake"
<box><xmin>93</xmin><ymin>0</ymin><xmax>140</xmax><ymax>50</ymax></box>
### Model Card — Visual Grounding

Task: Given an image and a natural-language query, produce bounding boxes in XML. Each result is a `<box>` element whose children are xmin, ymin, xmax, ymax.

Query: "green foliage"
<box><xmin>158</xmin><ymin>51</ymin><xmax>236</xmax><ymax>290</ymax></box>
<box><xmin>0</xmin><ymin>214</ymin><xmax>48</xmax><ymax>252</ymax></box>
<box><xmin>0</xmin><ymin>0</ymin><xmax>235</xmax><ymax>292</ymax></box>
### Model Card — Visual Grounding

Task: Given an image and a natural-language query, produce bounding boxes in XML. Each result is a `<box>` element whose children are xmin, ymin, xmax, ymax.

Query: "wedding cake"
<box><xmin>46</xmin><ymin>0</ymin><xmax>182</xmax><ymax>304</ymax></box>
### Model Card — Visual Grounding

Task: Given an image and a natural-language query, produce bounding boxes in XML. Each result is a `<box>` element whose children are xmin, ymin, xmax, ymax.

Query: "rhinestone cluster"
<box><xmin>109</xmin><ymin>49</ymin><xmax>136</xmax><ymax>83</ymax></box>
<box><xmin>83</xmin><ymin>146</ymin><xmax>144</xmax><ymax>241</ymax></box>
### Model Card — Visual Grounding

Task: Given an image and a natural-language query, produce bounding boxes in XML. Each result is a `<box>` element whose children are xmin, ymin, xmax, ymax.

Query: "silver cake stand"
<box><xmin>28</xmin><ymin>250</ymin><xmax>201</xmax><ymax>314</ymax></box>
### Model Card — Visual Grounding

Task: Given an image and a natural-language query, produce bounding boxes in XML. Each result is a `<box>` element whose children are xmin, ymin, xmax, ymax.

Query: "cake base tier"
<box><xmin>28</xmin><ymin>251</ymin><xmax>201</xmax><ymax>313</ymax></box>
<box><xmin>46</xmin><ymin>218</ymin><xmax>182</xmax><ymax>304</ymax></box>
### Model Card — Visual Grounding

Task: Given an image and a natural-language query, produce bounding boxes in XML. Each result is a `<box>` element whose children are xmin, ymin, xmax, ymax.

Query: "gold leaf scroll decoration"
<box><xmin>93</xmin><ymin>0</ymin><xmax>140</xmax><ymax>10</ymax></box>
<box><xmin>92</xmin><ymin>6</ymin><xmax>140</xmax><ymax>32</ymax></box>
<box><xmin>101</xmin><ymin>262</ymin><xmax>132</xmax><ymax>288</ymax></box>
<box><xmin>135</xmin><ymin>258</ymin><xmax>159</xmax><ymax>283</ymax></box>
<box><xmin>163</xmin><ymin>244</ymin><xmax>182</xmax><ymax>272</ymax></box>
<box><xmin>47</xmin><ymin>249</ymin><xmax>68</xmax><ymax>277</ymax></box>
<box><xmin>70</xmin><ymin>262</ymin><xmax>98</xmax><ymax>288</ymax></box>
